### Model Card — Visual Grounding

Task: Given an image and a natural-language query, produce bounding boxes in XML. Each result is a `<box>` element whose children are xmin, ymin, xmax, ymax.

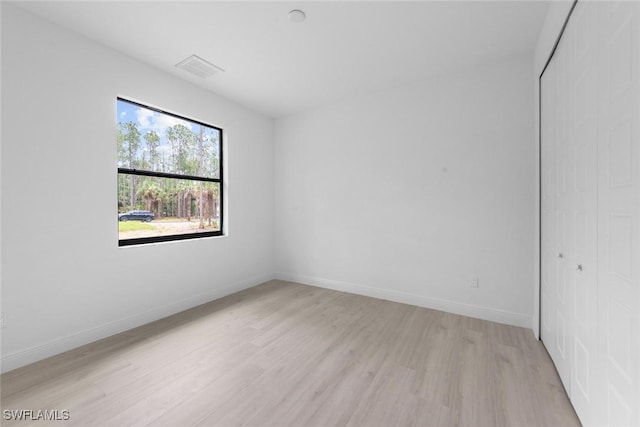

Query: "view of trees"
<box><xmin>117</xmin><ymin>99</ymin><xmax>221</xmax><ymax>234</ymax></box>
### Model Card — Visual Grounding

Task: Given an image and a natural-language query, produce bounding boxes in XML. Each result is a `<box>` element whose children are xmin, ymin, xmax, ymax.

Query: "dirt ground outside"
<box><xmin>119</xmin><ymin>220</ymin><xmax>219</xmax><ymax>240</ymax></box>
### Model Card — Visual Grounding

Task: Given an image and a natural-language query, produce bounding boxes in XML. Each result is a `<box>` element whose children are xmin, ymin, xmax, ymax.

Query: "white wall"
<box><xmin>275</xmin><ymin>54</ymin><xmax>536</xmax><ymax>327</ymax></box>
<box><xmin>1</xmin><ymin>2</ymin><xmax>552</xmax><ymax>373</ymax></box>
<box><xmin>532</xmin><ymin>0</ymin><xmax>574</xmax><ymax>338</ymax></box>
<box><xmin>0</xmin><ymin>4</ymin><xmax>275</xmax><ymax>372</ymax></box>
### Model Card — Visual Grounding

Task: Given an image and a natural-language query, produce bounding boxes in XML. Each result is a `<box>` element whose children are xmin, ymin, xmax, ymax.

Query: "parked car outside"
<box><xmin>118</xmin><ymin>210</ymin><xmax>154</xmax><ymax>222</ymax></box>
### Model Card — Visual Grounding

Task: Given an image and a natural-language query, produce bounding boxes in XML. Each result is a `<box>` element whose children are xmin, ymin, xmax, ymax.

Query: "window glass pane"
<box><xmin>117</xmin><ymin>99</ymin><xmax>220</xmax><ymax>179</ymax></box>
<box><xmin>118</xmin><ymin>174</ymin><xmax>220</xmax><ymax>241</ymax></box>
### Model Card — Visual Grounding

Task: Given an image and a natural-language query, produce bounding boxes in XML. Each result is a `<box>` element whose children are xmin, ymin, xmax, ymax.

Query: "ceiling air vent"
<box><xmin>175</xmin><ymin>55</ymin><xmax>224</xmax><ymax>79</ymax></box>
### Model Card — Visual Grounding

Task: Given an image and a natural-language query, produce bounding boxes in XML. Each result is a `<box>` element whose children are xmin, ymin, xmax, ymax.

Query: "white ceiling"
<box><xmin>13</xmin><ymin>1</ymin><xmax>550</xmax><ymax>118</ymax></box>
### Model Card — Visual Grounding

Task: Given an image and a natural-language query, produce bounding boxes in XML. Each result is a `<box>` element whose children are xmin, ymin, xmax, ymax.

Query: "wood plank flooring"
<box><xmin>1</xmin><ymin>280</ymin><xmax>580</xmax><ymax>426</ymax></box>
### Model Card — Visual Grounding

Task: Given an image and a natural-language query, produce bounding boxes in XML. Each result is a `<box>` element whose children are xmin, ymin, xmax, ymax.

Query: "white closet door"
<box><xmin>597</xmin><ymin>2</ymin><xmax>640</xmax><ymax>426</ymax></box>
<box><xmin>542</xmin><ymin>20</ymin><xmax>575</xmax><ymax>392</ymax></box>
<box><xmin>541</xmin><ymin>10</ymin><xmax>575</xmax><ymax>396</ymax></box>
<box><xmin>541</xmin><ymin>2</ymin><xmax>640</xmax><ymax>426</ymax></box>
<box><xmin>541</xmin><ymin>56</ymin><xmax>558</xmax><ymax>373</ymax></box>
<box><xmin>555</xmin><ymin>30</ymin><xmax>575</xmax><ymax>391</ymax></box>
<box><xmin>567</xmin><ymin>2</ymin><xmax>600</xmax><ymax>424</ymax></box>
<box><xmin>541</xmin><ymin>55</ymin><xmax>566</xmax><ymax>386</ymax></box>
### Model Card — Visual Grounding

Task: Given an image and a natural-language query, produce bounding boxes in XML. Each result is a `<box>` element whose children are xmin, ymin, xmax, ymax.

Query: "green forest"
<box><xmin>117</xmin><ymin>100</ymin><xmax>221</xmax><ymax>233</ymax></box>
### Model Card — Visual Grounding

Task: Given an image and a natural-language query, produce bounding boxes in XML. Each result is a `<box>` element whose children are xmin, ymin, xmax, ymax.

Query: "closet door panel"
<box><xmin>566</xmin><ymin>3</ymin><xmax>600</xmax><ymax>425</ymax></box>
<box><xmin>541</xmin><ymin>61</ymin><xmax>557</xmax><ymax>346</ymax></box>
<box><xmin>542</xmin><ymin>2</ymin><xmax>640</xmax><ymax>426</ymax></box>
<box><xmin>597</xmin><ymin>2</ymin><xmax>640</xmax><ymax>426</ymax></box>
<box><xmin>556</xmin><ymin>33</ymin><xmax>574</xmax><ymax>390</ymax></box>
<box><xmin>541</xmin><ymin>17</ymin><xmax>574</xmax><ymax>394</ymax></box>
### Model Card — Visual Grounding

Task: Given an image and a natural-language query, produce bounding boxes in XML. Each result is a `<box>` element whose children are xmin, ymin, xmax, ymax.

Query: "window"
<box><xmin>117</xmin><ymin>98</ymin><xmax>223</xmax><ymax>246</ymax></box>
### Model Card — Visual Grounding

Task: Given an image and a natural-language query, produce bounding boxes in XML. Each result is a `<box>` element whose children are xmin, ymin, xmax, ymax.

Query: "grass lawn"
<box><xmin>118</xmin><ymin>221</ymin><xmax>155</xmax><ymax>232</ymax></box>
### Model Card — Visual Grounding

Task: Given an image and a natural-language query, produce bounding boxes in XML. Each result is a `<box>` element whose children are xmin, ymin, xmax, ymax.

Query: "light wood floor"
<box><xmin>1</xmin><ymin>280</ymin><xmax>580</xmax><ymax>427</ymax></box>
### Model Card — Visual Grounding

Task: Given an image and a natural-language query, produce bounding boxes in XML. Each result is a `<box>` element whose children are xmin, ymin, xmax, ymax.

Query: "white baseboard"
<box><xmin>276</xmin><ymin>272</ymin><xmax>532</xmax><ymax>329</ymax></box>
<box><xmin>1</xmin><ymin>273</ymin><xmax>274</xmax><ymax>374</ymax></box>
<box><xmin>2</xmin><ymin>272</ymin><xmax>533</xmax><ymax>373</ymax></box>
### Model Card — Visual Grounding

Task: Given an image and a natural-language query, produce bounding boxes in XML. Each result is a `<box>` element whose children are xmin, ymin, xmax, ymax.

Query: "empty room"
<box><xmin>1</xmin><ymin>1</ymin><xmax>639</xmax><ymax>426</ymax></box>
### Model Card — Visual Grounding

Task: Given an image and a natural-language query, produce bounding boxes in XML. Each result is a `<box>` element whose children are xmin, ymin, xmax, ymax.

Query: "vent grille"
<box><xmin>175</xmin><ymin>55</ymin><xmax>224</xmax><ymax>79</ymax></box>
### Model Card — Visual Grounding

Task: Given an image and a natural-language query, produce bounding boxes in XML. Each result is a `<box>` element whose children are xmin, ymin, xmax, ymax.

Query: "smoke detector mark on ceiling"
<box><xmin>175</xmin><ymin>55</ymin><xmax>224</xmax><ymax>79</ymax></box>
<box><xmin>288</xmin><ymin>10</ymin><xmax>306</xmax><ymax>23</ymax></box>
